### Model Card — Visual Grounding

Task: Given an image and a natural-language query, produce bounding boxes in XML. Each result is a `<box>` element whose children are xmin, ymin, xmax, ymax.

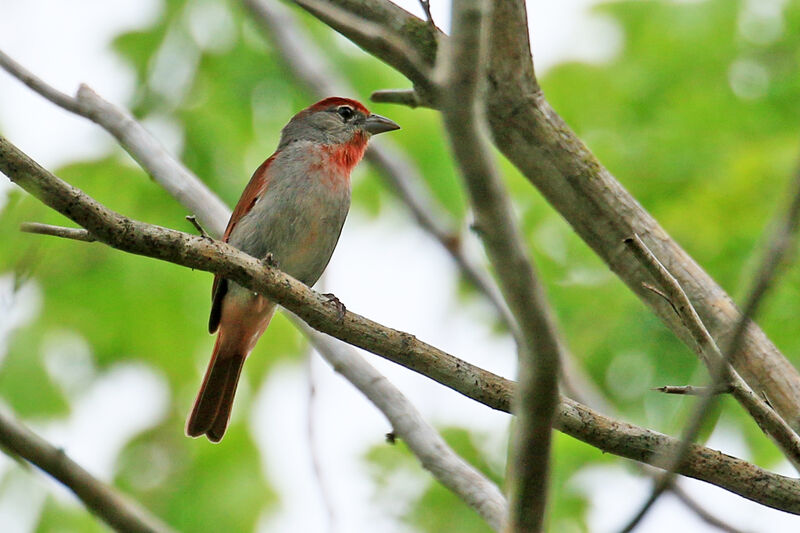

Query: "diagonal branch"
<box><xmin>669</xmin><ymin>485</ymin><xmax>750</xmax><ymax>533</ymax></box>
<box><xmin>0</xmin><ymin>48</ymin><xmax>229</xmax><ymax>238</ymax></box>
<box><xmin>0</xmin><ymin>407</ymin><xmax>174</xmax><ymax>533</ymax></box>
<box><xmin>5</xmin><ymin>135</ymin><xmax>800</xmax><ymax>513</ymax></box>
<box><xmin>438</xmin><ymin>1</ymin><xmax>561</xmax><ymax>530</ymax></box>
<box><xmin>296</xmin><ymin>321</ymin><xmax>508</xmax><ymax>531</ymax></box>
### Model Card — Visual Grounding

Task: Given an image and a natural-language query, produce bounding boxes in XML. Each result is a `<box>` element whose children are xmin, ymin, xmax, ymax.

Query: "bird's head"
<box><xmin>278</xmin><ymin>97</ymin><xmax>400</xmax><ymax>150</ymax></box>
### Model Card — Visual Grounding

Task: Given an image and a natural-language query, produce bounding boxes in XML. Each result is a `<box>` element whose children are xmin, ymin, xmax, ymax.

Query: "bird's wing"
<box><xmin>209</xmin><ymin>154</ymin><xmax>276</xmax><ymax>333</ymax></box>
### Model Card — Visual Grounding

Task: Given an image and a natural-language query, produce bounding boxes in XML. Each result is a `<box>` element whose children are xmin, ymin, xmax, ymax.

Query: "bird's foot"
<box><xmin>322</xmin><ymin>292</ymin><xmax>346</xmax><ymax>321</ymax></box>
<box><xmin>262</xmin><ymin>253</ymin><xmax>278</xmax><ymax>268</ymax></box>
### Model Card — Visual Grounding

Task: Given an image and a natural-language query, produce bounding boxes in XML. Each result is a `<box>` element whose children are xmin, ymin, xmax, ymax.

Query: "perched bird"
<box><xmin>187</xmin><ymin>97</ymin><xmax>399</xmax><ymax>442</ymax></box>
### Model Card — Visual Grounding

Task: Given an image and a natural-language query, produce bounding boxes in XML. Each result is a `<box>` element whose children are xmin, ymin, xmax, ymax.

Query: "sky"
<box><xmin>0</xmin><ymin>1</ymin><xmax>798</xmax><ymax>532</ymax></box>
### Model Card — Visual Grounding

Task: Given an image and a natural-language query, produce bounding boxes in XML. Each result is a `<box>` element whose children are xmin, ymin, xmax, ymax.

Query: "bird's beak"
<box><xmin>363</xmin><ymin>113</ymin><xmax>400</xmax><ymax>135</ymax></box>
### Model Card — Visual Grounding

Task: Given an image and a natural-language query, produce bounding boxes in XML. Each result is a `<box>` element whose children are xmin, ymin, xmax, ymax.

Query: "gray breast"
<box><xmin>228</xmin><ymin>143</ymin><xmax>352</xmax><ymax>286</ymax></box>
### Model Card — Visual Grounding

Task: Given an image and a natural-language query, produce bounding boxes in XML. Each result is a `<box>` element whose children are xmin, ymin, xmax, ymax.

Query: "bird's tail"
<box><xmin>186</xmin><ymin>333</ymin><xmax>247</xmax><ymax>442</ymax></box>
<box><xmin>187</xmin><ymin>296</ymin><xmax>275</xmax><ymax>442</ymax></box>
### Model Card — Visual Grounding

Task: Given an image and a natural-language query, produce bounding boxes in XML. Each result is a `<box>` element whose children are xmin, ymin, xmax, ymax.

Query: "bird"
<box><xmin>186</xmin><ymin>97</ymin><xmax>399</xmax><ymax>442</ymax></box>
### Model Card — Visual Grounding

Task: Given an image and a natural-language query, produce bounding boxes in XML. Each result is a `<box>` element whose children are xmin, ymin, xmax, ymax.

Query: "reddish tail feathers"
<box><xmin>188</xmin><ymin>292</ymin><xmax>275</xmax><ymax>442</ymax></box>
<box><xmin>186</xmin><ymin>336</ymin><xmax>247</xmax><ymax>442</ymax></box>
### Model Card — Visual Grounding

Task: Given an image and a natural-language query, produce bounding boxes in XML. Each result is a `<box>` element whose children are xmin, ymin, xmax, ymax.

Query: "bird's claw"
<box><xmin>322</xmin><ymin>292</ymin><xmax>346</xmax><ymax>321</ymax></box>
<box><xmin>262</xmin><ymin>253</ymin><xmax>278</xmax><ymax>268</ymax></box>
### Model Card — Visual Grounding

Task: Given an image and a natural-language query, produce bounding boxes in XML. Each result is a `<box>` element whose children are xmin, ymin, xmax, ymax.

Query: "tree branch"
<box><xmin>0</xmin><ymin>48</ymin><xmax>229</xmax><ymax>238</ymax></box>
<box><xmin>20</xmin><ymin>221</ymin><xmax>96</xmax><ymax>242</ymax></box>
<box><xmin>653</xmin><ymin>385</ymin><xmax>733</xmax><ymax>396</ymax></box>
<box><xmin>296</xmin><ymin>321</ymin><xmax>508</xmax><ymax>531</ymax></box>
<box><xmin>0</xmin><ymin>407</ymin><xmax>174</xmax><ymax>533</ymax></box>
<box><xmin>669</xmin><ymin>485</ymin><xmax>750</xmax><ymax>533</ymax></box>
<box><xmin>438</xmin><ymin>1</ymin><xmax>562</xmax><ymax>529</ymax></box>
<box><xmin>370</xmin><ymin>88</ymin><xmax>425</xmax><ymax>108</ymax></box>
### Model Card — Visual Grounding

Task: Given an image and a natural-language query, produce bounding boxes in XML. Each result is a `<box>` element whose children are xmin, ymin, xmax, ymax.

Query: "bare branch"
<box><xmin>438</xmin><ymin>1</ymin><xmax>561</xmax><ymax>529</ymax></box>
<box><xmin>669</xmin><ymin>485</ymin><xmax>751</xmax><ymax>533</ymax></box>
<box><xmin>0</xmin><ymin>49</ymin><xmax>229</xmax><ymax>238</ymax></box>
<box><xmin>184</xmin><ymin>215</ymin><xmax>210</xmax><ymax>239</ymax></box>
<box><xmin>0</xmin><ymin>49</ymin><xmax>84</xmax><ymax>114</ymax></box>
<box><xmin>6</xmin><ymin>135</ymin><xmax>800</xmax><ymax>512</ymax></box>
<box><xmin>296</xmin><ymin>321</ymin><xmax>508</xmax><ymax>531</ymax></box>
<box><xmin>653</xmin><ymin>385</ymin><xmax>733</xmax><ymax>396</ymax></box>
<box><xmin>0</xmin><ymin>407</ymin><xmax>174</xmax><ymax>533</ymax></box>
<box><xmin>557</xmin><ymin>395</ymin><xmax>800</xmax><ymax>515</ymax></box>
<box><xmin>370</xmin><ymin>88</ymin><xmax>424</xmax><ymax>108</ymax></box>
<box><xmin>20</xmin><ymin>222</ymin><xmax>95</xmax><ymax>242</ymax></box>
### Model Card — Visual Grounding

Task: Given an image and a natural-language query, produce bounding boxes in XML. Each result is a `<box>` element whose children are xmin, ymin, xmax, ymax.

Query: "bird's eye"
<box><xmin>337</xmin><ymin>106</ymin><xmax>355</xmax><ymax>121</ymax></box>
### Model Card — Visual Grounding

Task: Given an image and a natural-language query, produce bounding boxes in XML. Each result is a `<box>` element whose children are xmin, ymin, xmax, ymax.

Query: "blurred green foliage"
<box><xmin>1</xmin><ymin>0</ymin><xmax>800</xmax><ymax>531</ymax></box>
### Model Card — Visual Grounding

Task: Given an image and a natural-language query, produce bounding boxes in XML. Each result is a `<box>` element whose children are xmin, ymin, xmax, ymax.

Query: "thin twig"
<box><xmin>418</xmin><ymin>0</ymin><xmax>435</xmax><ymax>27</ymax></box>
<box><xmin>561</xmin><ymin>332</ymin><xmax>744</xmax><ymax>532</ymax></box>
<box><xmin>370</xmin><ymin>88</ymin><xmax>424</xmax><ymax>108</ymax></box>
<box><xmin>20</xmin><ymin>222</ymin><xmax>96</xmax><ymax>242</ymax></box>
<box><xmin>184</xmin><ymin>215</ymin><xmax>209</xmax><ymax>239</ymax></box>
<box><xmin>438</xmin><ymin>1</ymin><xmax>562</xmax><ymax>530</ymax></box>
<box><xmin>0</xmin><ymin>49</ymin><xmax>84</xmax><ymax>114</ymax></box>
<box><xmin>304</xmin><ymin>343</ymin><xmax>339</xmax><ymax>533</ymax></box>
<box><xmin>653</xmin><ymin>385</ymin><xmax>733</xmax><ymax>396</ymax></box>
<box><xmin>295</xmin><ymin>320</ymin><xmax>508</xmax><ymax>531</ymax></box>
<box><xmin>5</xmin><ymin>135</ymin><xmax>800</xmax><ymax>513</ymax></box>
<box><xmin>0</xmin><ymin>407</ymin><xmax>174</xmax><ymax>533</ymax></box>
<box><xmin>669</xmin><ymin>484</ymin><xmax>752</xmax><ymax>533</ymax></box>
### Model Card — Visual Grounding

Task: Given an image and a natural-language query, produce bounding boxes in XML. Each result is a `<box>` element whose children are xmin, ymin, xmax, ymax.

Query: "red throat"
<box><xmin>323</xmin><ymin>131</ymin><xmax>368</xmax><ymax>175</ymax></box>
